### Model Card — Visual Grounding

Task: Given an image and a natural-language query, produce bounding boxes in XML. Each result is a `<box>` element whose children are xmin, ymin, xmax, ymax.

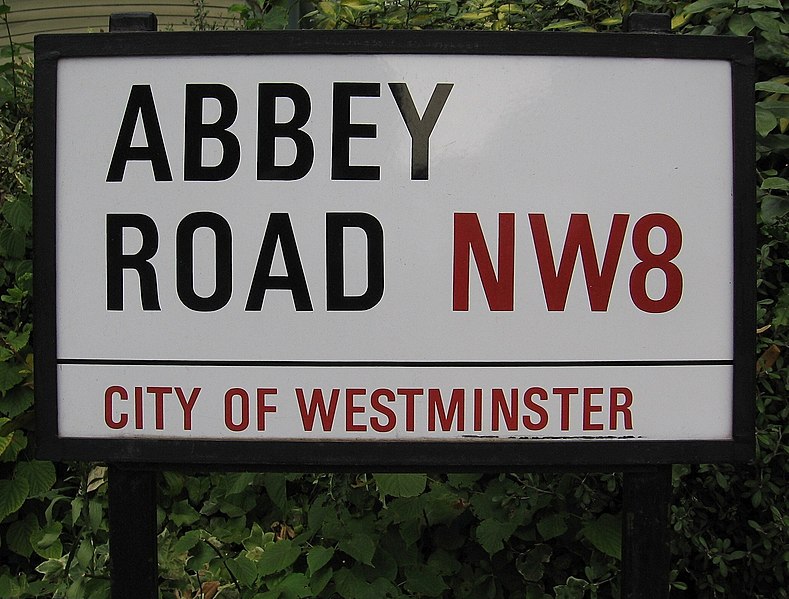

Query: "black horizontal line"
<box><xmin>57</xmin><ymin>359</ymin><xmax>734</xmax><ymax>367</ymax></box>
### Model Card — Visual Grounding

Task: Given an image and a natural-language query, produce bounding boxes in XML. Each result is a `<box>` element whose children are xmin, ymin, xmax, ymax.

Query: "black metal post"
<box><xmin>621</xmin><ymin>465</ymin><xmax>672</xmax><ymax>599</ymax></box>
<box><xmin>108</xmin><ymin>465</ymin><xmax>159</xmax><ymax>599</ymax></box>
<box><xmin>620</xmin><ymin>13</ymin><xmax>673</xmax><ymax>594</ymax></box>
<box><xmin>105</xmin><ymin>18</ymin><xmax>159</xmax><ymax>597</ymax></box>
<box><xmin>624</xmin><ymin>12</ymin><xmax>671</xmax><ymax>33</ymax></box>
<box><xmin>109</xmin><ymin>12</ymin><xmax>158</xmax><ymax>33</ymax></box>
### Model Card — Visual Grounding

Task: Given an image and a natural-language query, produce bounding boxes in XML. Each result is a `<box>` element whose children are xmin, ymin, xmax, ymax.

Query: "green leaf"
<box><xmin>427</xmin><ymin>548</ymin><xmax>461</xmax><ymax>576</ymax></box>
<box><xmin>333</xmin><ymin>568</ymin><xmax>369</xmax><ymax>599</ymax></box>
<box><xmin>225</xmin><ymin>471</ymin><xmax>256</xmax><ymax>495</ymax></box>
<box><xmin>761</xmin><ymin>134</ymin><xmax>789</xmax><ymax>151</ymax></box>
<box><xmin>537</xmin><ymin>513</ymin><xmax>568</xmax><ymax>540</ymax></box>
<box><xmin>89</xmin><ymin>499</ymin><xmax>103</xmax><ymax>531</ymax></box>
<box><xmin>543</xmin><ymin>19</ymin><xmax>584</xmax><ymax>30</ymax></box>
<box><xmin>1</xmin><ymin>197</ymin><xmax>32</xmax><ymax>234</ymax></box>
<box><xmin>0</xmin><ymin>361</ymin><xmax>24</xmax><ymax>395</ymax></box>
<box><xmin>69</xmin><ymin>497</ymin><xmax>84</xmax><ymax>529</ymax></box>
<box><xmin>459</xmin><ymin>10</ymin><xmax>494</xmax><ymax>21</ymax></box>
<box><xmin>30</xmin><ymin>521</ymin><xmax>63</xmax><ymax>560</ymax></box>
<box><xmin>258</xmin><ymin>539</ymin><xmax>301</xmax><ymax>576</ymax></box>
<box><xmin>4</xmin><ymin>327</ymin><xmax>30</xmax><ymax>352</ymax></box>
<box><xmin>761</xmin><ymin>195</ymin><xmax>789</xmax><ymax>223</ymax></box>
<box><xmin>0</xmin><ymin>476</ymin><xmax>29</xmax><ymax>520</ymax></box>
<box><xmin>756</xmin><ymin>81</ymin><xmax>789</xmax><ymax>94</ymax></box>
<box><xmin>161</xmin><ymin>471</ymin><xmax>184</xmax><ymax>496</ymax></box>
<box><xmin>739</xmin><ymin>0</ymin><xmax>783</xmax><ymax>8</ymax></box>
<box><xmin>0</xmin><ymin>428</ymin><xmax>27</xmax><ymax>462</ymax></box>
<box><xmin>554</xmin><ymin>576</ymin><xmax>587</xmax><ymax>599</ymax></box>
<box><xmin>756</xmin><ymin>107</ymin><xmax>778</xmax><ymax>136</ymax></box>
<box><xmin>262</xmin><ymin>472</ymin><xmax>288</xmax><ymax>511</ymax></box>
<box><xmin>338</xmin><ymin>533</ymin><xmax>375</xmax><ymax>565</ymax></box>
<box><xmin>310</xmin><ymin>565</ymin><xmax>333</xmax><ymax>595</ymax></box>
<box><xmin>446</xmin><ymin>473</ymin><xmax>482</xmax><ymax>488</ymax></box>
<box><xmin>728</xmin><ymin>14</ymin><xmax>755</xmax><ymax>36</ymax></box>
<box><xmin>374</xmin><ymin>473</ymin><xmax>427</xmax><ymax>498</ymax></box>
<box><xmin>14</xmin><ymin>461</ymin><xmax>56</xmax><ymax>497</ymax></box>
<box><xmin>270</xmin><ymin>572</ymin><xmax>312</xmax><ymax>597</ymax></box>
<box><xmin>307</xmin><ymin>545</ymin><xmax>335</xmax><ymax>575</ymax></box>
<box><xmin>404</xmin><ymin>565</ymin><xmax>448</xmax><ymax>597</ymax></box>
<box><xmin>581</xmin><ymin>513</ymin><xmax>622</xmax><ymax>559</ymax></box>
<box><xmin>682</xmin><ymin>0</ymin><xmax>734</xmax><ymax>14</ymax></box>
<box><xmin>517</xmin><ymin>544</ymin><xmax>552</xmax><ymax>582</ymax></box>
<box><xmin>35</xmin><ymin>558</ymin><xmax>65</xmax><ymax>576</ymax></box>
<box><xmin>751</xmin><ymin>11</ymin><xmax>782</xmax><ymax>32</ymax></box>
<box><xmin>76</xmin><ymin>539</ymin><xmax>93</xmax><ymax>568</ymax></box>
<box><xmin>6</xmin><ymin>513</ymin><xmax>37</xmax><ymax>558</ymax></box>
<box><xmin>0</xmin><ymin>229</ymin><xmax>26</xmax><ymax>259</ymax></box>
<box><xmin>170</xmin><ymin>500</ymin><xmax>201</xmax><ymax>526</ymax></box>
<box><xmin>475</xmin><ymin>518</ymin><xmax>518</xmax><ymax>555</ymax></box>
<box><xmin>243</xmin><ymin>522</ymin><xmax>268</xmax><ymax>552</ymax></box>
<box><xmin>385</xmin><ymin>496</ymin><xmax>426</xmax><ymax>525</ymax></box>
<box><xmin>171</xmin><ymin>529</ymin><xmax>202</xmax><ymax>555</ymax></box>
<box><xmin>229</xmin><ymin>554</ymin><xmax>258</xmax><ymax>586</ymax></box>
<box><xmin>0</xmin><ymin>429</ymin><xmax>11</xmax><ymax>458</ymax></box>
<box><xmin>757</xmin><ymin>100</ymin><xmax>789</xmax><ymax>119</ymax></box>
<box><xmin>86</xmin><ymin>465</ymin><xmax>107</xmax><ymax>493</ymax></box>
<box><xmin>761</xmin><ymin>177</ymin><xmax>789</xmax><ymax>191</ymax></box>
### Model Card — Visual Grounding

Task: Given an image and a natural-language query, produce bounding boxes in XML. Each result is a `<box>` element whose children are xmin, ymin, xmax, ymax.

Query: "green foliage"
<box><xmin>304</xmin><ymin>0</ymin><xmax>625</xmax><ymax>31</ymax></box>
<box><xmin>0</xmin><ymin>0</ymin><xmax>787</xmax><ymax>597</ymax></box>
<box><xmin>146</xmin><ymin>472</ymin><xmax>626</xmax><ymax>598</ymax></box>
<box><xmin>229</xmin><ymin>0</ymin><xmax>299</xmax><ymax>29</ymax></box>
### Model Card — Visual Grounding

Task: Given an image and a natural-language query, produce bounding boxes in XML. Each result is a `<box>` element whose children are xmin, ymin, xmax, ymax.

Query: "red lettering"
<box><xmin>554</xmin><ymin>387</ymin><xmax>578</xmax><ymax>431</ymax></box>
<box><xmin>224</xmin><ymin>388</ymin><xmax>249</xmax><ymax>432</ymax></box>
<box><xmin>473</xmin><ymin>388</ymin><xmax>483</xmax><ymax>431</ymax></box>
<box><xmin>529</xmin><ymin>213</ymin><xmax>628</xmax><ymax>311</ymax></box>
<box><xmin>174</xmin><ymin>387</ymin><xmax>200</xmax><ymax>430</ymax></box>
<box><xmin>345</xmin><ymin>388</ymin><xmax>367</xmax><ymax>432</ymax></box>
<box><xmin>453</xmin><ymin>212</ymin><xmax>515</xmax><ymax>311</ymax></box>
<box><xmin>629</xmin><ymin>213</ymin><xmax>683</xmax><ymax>313</ymax></box>
<box><xmin>256</xmin><ymin>388</ymin><xmax>277</xmax><ymax>431</ymax></box>
<box><xmin>582</xmin><ymin>387</ymin><xmax>604</xmax><ymax>431</ymax></box>
<box><xmin>147</xmin><ymin>386</ymin><xmax>171</xmax><ymax>430</ymax></box>
<box><xmin>370</xmin><ymin>388</ymin><xmax>396</xmax><ymax>433</ymax></box>
<box><xmin>491</xmin><ymin>388</ymin><xmax>518</xmax><ymax>431</ymax></box>
<box><xmin>104</xmin><ymin>386</ymin><xmax>128</xmax><ymax>429</ymax></box>
<box><xmin>522</xmin><ymin>387</ymin><xmax>548</xmax><ymax>431</ymax></box>
<box><xmin>428</xmin><ymin>388</ymin><xmax>464</xmax><ymax>432</ymax></box>
<box><xmin>397</xmin><ymin>388</ymin><xmax>423</xmax><ymax>432</ymax></box>
<box><xmin>296</xmin><ymin>388</ymin><xmax>339</xmax><ymax>432</ymax></box>
<box><xmin>134</xmin><ymin>386</ymin><xmax>143</xmax><ymax>429</ymax></box>
<box><xmin>610</xmin><ymin>387</ymin><xmax>634</xmax><ymax>430</ymax></box>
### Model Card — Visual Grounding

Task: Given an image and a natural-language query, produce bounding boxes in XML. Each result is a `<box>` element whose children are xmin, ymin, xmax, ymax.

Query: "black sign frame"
<box><xmin>34</xmin><ymin>30</ymin><xmax>755</xmax><ymax>469</ymax></box>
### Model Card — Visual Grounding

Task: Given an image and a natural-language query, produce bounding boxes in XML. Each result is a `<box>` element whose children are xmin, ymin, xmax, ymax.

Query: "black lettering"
<box><xmin>176</xmin><ymin>212</ymin><xmax>233</xmax><ymax>311</ymax></box>
<box><xmin>389</xmin><ymin>82</ymin><xmax>453</xmax><ymax>180</ymax></box>
<box><xmin>106</xmin><ymin>214</ymin><xmax>161</xmax><ymax>310</ymax></box>
<box><xmin>246</xmin><ymin>213</ymin><xmax>312</xmax><ymax>311</ymax></box>
<box><xmin>258</xmin><ymin>83</ymin><xmax>314</xmax><ymax>180</ymax></box>
<box><xmin>331</xmin><ymin>83</ymin><xmax>380</xmax><ymax>181</ymax></box>
<box><xmin>184</xmin><ymin>84</ymin><xmax>240</xmax><ymax>181</ymax></box>
<box><xmin>326</xmin><ymin>213</ymin><xmax>384</xmax><ymax>311</ymax></box>
<box><xmin>107</xmin><ymin>85</ymin><xmax>172</xmax><ymax>182</ymax></box>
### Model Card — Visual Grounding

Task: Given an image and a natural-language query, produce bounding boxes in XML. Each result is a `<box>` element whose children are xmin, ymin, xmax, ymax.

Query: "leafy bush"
<box><xmin>0</xmin><ymin>0</ymin><xmax>787</xmax><ymax>597</ymax></box>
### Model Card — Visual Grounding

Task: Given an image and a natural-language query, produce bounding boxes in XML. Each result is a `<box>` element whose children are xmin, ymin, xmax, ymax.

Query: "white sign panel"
<box><xmin>35</xmin><ymin>32</ymin><xmax>753</xmax><ymax>465</ymax></box>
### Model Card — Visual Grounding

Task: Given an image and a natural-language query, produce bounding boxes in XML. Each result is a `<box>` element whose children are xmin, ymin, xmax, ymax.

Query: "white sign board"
<box><xmin>35</xmin><ymin>32</ymin><xmax>754</xmax><ymax>466</ymax></box>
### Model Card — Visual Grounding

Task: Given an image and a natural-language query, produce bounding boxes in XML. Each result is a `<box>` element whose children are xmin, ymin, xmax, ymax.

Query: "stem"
<box><xmin>204</xmin><ymin>539</ymin><xmax>243</xmax><ymax>595</ymax></box>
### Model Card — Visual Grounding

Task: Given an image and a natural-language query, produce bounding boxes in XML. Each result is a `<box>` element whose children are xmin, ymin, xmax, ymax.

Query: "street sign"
<box><xmin>34</xmin><ymin>30</ymin><xmax>754</xmax><ymax>467</ymax></box>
